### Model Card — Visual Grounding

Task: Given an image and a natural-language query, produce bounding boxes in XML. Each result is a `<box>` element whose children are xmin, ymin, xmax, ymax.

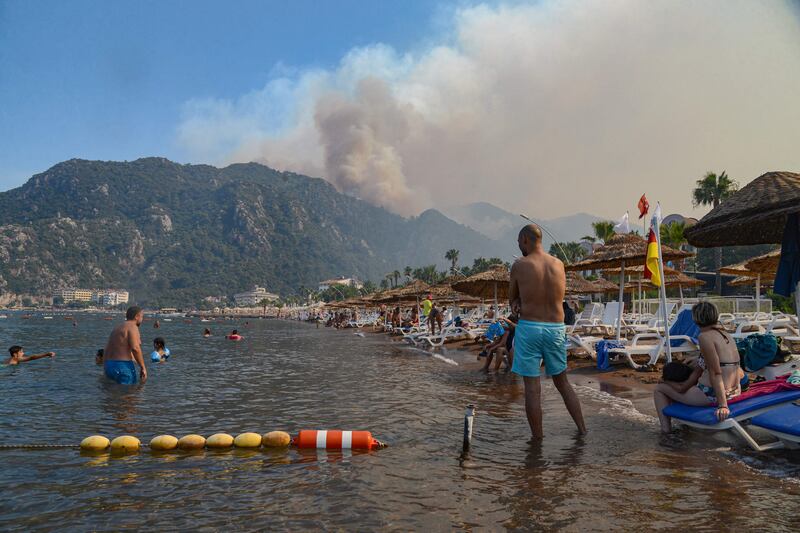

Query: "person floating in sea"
<box><xmin>203</xmin><ymin>327</ymin><xmax>212</xmax><ymax>337</ymax></box>
<box><xmin>150</xmin><ymin>337</ymin><xmax>171</xmax><ymax>362</ymax></box>
<box><xmin>227</xmin><ymin>329</ymin><xmax>243</xmax><ymax>341</ymax></box>
<box><xmin>4</xmin><ymin>345</ymin><xmax>55</xmax><ymax>365</ymax></box>
<box><xmin>95</xmin><ymin>349</ymin><xmax>104</xmax><ymax>365</ymax></box>
<box><xmin>153</xmin><ymin>319</ymin><xmax>160</xmax><ymax>329</ymax></box>
<box><xmin>653</xmin><ymin>301</ymin><xmax>743</xmax><ymax>433</ymax></box>
<box><xmin>103</xmin><ymin>306</ymin><xmax>146</xmax><ymax>384</ymax></box>
<box><xmin>509</xmin><ymin>224</ymin><xmax>586</xmax><ymax>439</ymax></box>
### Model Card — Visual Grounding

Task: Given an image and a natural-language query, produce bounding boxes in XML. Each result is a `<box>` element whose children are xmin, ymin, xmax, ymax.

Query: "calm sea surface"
<box><xmin>1</xmin><ymin>313</ymin><xmax>799</xmax><ymax>531</ymax></box>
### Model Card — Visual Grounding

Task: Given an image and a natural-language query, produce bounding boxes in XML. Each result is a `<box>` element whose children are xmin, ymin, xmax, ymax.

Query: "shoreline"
<box><xmin>352</xmin><ymin>324</ymin><xmax>659</xmax><ymax>415</ymax></box>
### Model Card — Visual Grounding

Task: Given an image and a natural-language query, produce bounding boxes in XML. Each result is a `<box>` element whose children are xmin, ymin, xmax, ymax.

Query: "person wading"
<box><xmin>103</xmin><ymin>306</ymin><xmax>146</xmax><ymax>385</ymax></box>
<box><xmin>509</xmin><ymin>224</ymin><xmax>586</xmax><ymax>439</ymax></box>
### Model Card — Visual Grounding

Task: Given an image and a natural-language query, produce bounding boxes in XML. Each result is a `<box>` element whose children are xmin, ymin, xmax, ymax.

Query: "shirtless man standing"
<box><xmin>103</xmin><ymin>306</ymin><xmax>146</xmax><ymax>385</ymax></box>
<box><xmin>509</xmin><ymin>225</ymin><xmax>586</xmax><ymax>438</ymax></box>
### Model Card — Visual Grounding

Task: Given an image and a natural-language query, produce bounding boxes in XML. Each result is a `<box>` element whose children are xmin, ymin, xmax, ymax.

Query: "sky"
<box><xmin>2</xmin><ymin>0</ymin><xmax>800</xmax><ymax>220</ymax></box>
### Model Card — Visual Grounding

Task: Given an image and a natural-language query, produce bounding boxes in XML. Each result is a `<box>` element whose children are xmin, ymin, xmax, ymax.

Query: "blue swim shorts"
<box><xmin>511</xmin><ymin>320</ymin><xmax>567</xmax><ymax>378</ymax></box>
<box><xmin>104</xmin><ymin>360</ymin><xmax>138</xmax><ymax>385</ymax></box>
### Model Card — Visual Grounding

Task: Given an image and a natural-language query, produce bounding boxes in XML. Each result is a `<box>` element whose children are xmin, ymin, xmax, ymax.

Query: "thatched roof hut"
<box><xmin>565</xmin><ymin>233</ymin><xmax>692</xmax><ymax>271</ymax></box>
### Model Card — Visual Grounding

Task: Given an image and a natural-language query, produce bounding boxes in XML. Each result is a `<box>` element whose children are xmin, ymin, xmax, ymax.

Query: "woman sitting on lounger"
<box><xmin>654</xmin><ymin>301</ymin><xmax>744</xmax><ymax>433</ymax></box>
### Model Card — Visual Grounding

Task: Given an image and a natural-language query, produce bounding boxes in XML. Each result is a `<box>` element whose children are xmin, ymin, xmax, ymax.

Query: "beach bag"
<box><xmin>737</xmin><ymin>333</ymin><xmax>779</xmax><ymax>371</ymax></box>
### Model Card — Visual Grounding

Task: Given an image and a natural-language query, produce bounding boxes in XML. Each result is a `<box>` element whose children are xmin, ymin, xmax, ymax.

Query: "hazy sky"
<box><xmin>2</xmin><ymin>1</ymin><xmax>800</xmax><ymax>220</ymax></box>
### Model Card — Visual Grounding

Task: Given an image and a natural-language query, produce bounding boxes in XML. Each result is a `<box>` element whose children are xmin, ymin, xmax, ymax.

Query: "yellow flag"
<box><xmin>644</xmin><ymin>228</ymin><xmax>661</xmax><ymax>287</ymax></box>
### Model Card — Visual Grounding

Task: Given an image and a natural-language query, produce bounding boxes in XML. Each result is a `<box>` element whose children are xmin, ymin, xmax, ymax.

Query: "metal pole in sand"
<box><xmin>463</xmin><ymin>404</ymin><xmax>476</xmax><ymax>452</ymax></box>
<box><xmin>617</xmin><ymin>260</ymin><xmax>625</xmax><ymax>341</ymax></box>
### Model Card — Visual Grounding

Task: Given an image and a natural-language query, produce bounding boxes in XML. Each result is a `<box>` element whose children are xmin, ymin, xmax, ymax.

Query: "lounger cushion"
<box><xmin>663</xmin><ymin>390</ymin><xmax>800</xmax><ymax>426</ymax></box>
<box><xmin>750</xmin><ymin>403</ymin><xmax>800</xmax><ymax>436</ymax></box>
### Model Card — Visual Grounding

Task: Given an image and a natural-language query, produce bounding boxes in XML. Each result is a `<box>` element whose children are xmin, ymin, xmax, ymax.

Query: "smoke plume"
<box><xmin>177</xmin><ymin>1</ymin><xmax>800</xmax><ymax>218</ymax></box>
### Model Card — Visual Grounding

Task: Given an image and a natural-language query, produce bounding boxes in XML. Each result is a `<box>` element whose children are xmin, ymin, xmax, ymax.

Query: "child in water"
<box><xmin>150</xmin><ymin>337</ymin><xmax>171</xmax><ymax>362</ymax></box>
<box><xmin>5</xmin><ymin>345</ymin><xmax>55</xmax><ymax>365</ymax></box>
<box><xmin>203</xmin><ymin>328</ymin><xmax>212</xmax><ymax>337</ymax></box>
<box><xmin>95</xmin><ymin>349</ymin><xmax>104</xmax><ymax>365</ymax></box>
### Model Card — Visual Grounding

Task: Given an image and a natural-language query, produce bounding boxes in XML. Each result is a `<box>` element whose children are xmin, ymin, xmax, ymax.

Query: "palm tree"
<box><xmin>404</xmin><ymin>266</ymin><xmax>412</xmax><ymax>281</ymax></box>
<box><xmin>590</xmin><ymin>221</ymin><xmax>616</xmax><ymax>244</ymax></box>
<box><xmin>660</xmin><ymin>221</ymin><xmax>688</xmax><ymax>270</ymax></box>
<box><xmin>385</xmin><ymin>273</ymin><xmax>395</xmax><ymax>288</ymax></box>
<box><xmin>258</xmin><ymin>298</ymin><xmax>270</xmax><ymax>317</ymax></box>
<box><xmin>549</xmin><ymin>241</ymin><xmax>587</xmax><ymax>264</ymax></box>
<box><xmin>445</xmin><ymin>249</ymin><xmax>460</xmax><ymax>274</ymax></box>
<box><xmin>692</xmin><ymin>170</ymin><xmax>738</xmax><ymax>293</ymax></box>
<box><xmin>392</xmin><ymin>270</ymin><xmax>401</xmax><ymax>287</ymax></box>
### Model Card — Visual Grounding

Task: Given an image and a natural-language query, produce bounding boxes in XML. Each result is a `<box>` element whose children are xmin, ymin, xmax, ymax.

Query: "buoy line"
<box><xmin>0</xmin><ymin>431</ymin><xmax>387</xmax><ymax>453</ymax></box>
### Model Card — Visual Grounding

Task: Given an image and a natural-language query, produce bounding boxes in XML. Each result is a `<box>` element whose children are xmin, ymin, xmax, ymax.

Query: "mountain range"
<box><xmin>0</xmin><ymin>158</ymin><xmax>605</xmax><ymax>306</ymax></box>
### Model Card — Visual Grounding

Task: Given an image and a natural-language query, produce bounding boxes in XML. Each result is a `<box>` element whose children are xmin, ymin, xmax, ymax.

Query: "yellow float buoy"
<box><xmin>206</xmin><ymin>433</ymin><xmax>234</xmax><ymax>448</ymax></box>
<box><xmin>150</xmin><ymin>435</ymin><xmax>178</xmax><ymax>451</ymax></box>
<box><xmin>80</xmin><ymin>435</ymin><xmax>110</xmax><ymax>451</ymax></box>
<box><xmin>177</xmin><ymin>434</ymin><xmax>206</xmax><ymax>450</ymax></box>
<box><xmin>110</xmin><ymin>435</ymin><xmax>141</xmax><ymax>453</ymax></box>
<box><xmin>234</xmin><ymin>432</ymin><xmax>262</xmax><ymax>448</ymax></box>
<box><xmin>262</xmin><ymin>431</ymin><xmax>291</xmax><ymax>447</ymax></box>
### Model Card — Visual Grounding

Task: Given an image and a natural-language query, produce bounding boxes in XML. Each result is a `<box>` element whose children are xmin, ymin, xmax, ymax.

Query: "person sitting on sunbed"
<box><xmin>654</xmin><ymin>302</ymin><xmax>744</xmax><ymax>433</ymax></box>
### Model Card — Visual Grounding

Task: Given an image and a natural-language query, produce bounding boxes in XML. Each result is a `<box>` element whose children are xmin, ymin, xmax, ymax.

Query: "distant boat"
<box><xmin>43</xmin><ymin>316</ymin><xmax>53</xmax><ymax>320</ymax></box>
<box><xmin>163</xmin><ymin>318</ymin><xmax>173</xmax><ymax>322</ymax></box>
<box><xmin>0</xmin><ymin>314</ymin><xmax>8</xmax><ymax>319</ymax></box>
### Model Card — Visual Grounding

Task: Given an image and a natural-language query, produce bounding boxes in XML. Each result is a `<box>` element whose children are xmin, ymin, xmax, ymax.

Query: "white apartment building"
<box><xmin>54</xmin><ymin>288</ymin><xmax>129</xmax><ymax>305</ymax></box>
<box><xmin>233</xmin><ymin>286</ymin><xmax>279</xmax><ymax>307</ymax></box>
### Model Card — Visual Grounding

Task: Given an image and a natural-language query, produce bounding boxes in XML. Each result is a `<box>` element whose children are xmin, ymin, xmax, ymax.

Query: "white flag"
<box><xmin>614</xmin><ymin>211</ymin><xmax>630</xmax><ymax>234</ymax></box>
<box><xmin>652</xmin><ymin>202</ymin><xmax>662</xmax><ymax>226</ymax></box>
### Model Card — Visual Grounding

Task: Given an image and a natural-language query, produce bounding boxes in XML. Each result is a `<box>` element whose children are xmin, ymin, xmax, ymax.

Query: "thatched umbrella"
<box><xmin>685</xmin><ymin>172</ymin><xmax>800</xmax><ymax>247</ymax></box>
<box><xmin>565</xmin><ymin>271</ymin><xmax>603</xmax><ymax>295</ymax></box>
<box><xmin>686</xmin><ymin>171</ymin><xmax>800</xmax><ymax>320</ymax></box>
<box><xmin>451</xmin><ymin>265</ymin><xmax>509</xmax><ymax>310</ymax></box>
<box><xmin>373</xmin><ymin>280</ymin><xmax>431</xmax><ymax>304</ymax></box>
<box><xmin>566</xmin><ymin>233</ymin><xmax>693</xmax><ymax>339</ymax></box>
<box><xmin>729</xmin><ymin>275</ymin><xmax>775</xmax><ymax>287</ymax></box>
<box><xmin>719</xmin><ymin>249</ymin><xmax>780</xmax><ymax>312</ymax></box>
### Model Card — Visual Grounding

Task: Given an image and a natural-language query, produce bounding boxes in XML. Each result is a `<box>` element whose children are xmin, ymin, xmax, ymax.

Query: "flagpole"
<box><xmin>653</xmin><ymin>204</ymin><xmax>672</xmax><ymax>362</ymax></box>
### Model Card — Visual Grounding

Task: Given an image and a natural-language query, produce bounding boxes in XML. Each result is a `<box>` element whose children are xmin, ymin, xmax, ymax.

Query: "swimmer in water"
<box><xmin>153</xmin><ymin>319</ymin><xmax>160</xmax><ymax>329</ymax></box>
<box><xmin>227</xmin><ymin>329</ymin><xmax>242</xmax><ymax>340</ymax></box>
<box><xmin>150</xmin><ymin>337</ymin><xmax>170</xmax><ymax>362</ymax></box>
<box><xmin>95</xmin><ymin>349</ymin><xmax>104</xmax><ymax>365</ymax></box>
<box><xmin>5</xmin><ymin>345</ymin><xmax>56</xmax><ymax>366</ymax></box>
<box><xmin>203</xmin><ymin>327</ymin><xmax>212</xmax><ymax>337</ymax></box>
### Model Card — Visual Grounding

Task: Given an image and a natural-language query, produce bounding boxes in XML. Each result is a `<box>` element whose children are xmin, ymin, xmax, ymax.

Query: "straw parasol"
<box><xmin>685</xmin><ymin>171</ymin><xmax>800</xmax><ymax>247</ymax></box>
<box><xmin>729</xmin><ymin>275</ymin><xmax>775</xmax><ymax>287</ymax></box>
<box><xmin>566</xmin><ymin>233</ymin><xmax>692</xmax><ymax>339</ymax></box>
<box><xmin>591</xmin><ymin>277</ymin><xmax>622</xmax><ymax>293</ymax></box>
<box><xmin>372</xmin><ymin>280</ymin><xmax>431</xmax><ymax>303</ymax></box>
<box><xmin>719</xmin><ymin>249</ymin><xmax>780</xmax><ymax>312</ymax></box>
<box><xmin>451</xmin><ymin>265</ymin><xmax>509</xmax><ymax>309</ymax></box>
<box><xmin>565</xmin><ymin>272</ymin><xmax>603</xmax><ymax>295</ymax></box>
<box><xmin>565</xmin><ymin>233</ymin><xmax>692</xmax><ymax>272</ymax></box>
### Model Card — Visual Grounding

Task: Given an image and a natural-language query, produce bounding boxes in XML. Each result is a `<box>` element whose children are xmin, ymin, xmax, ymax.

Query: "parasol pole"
<box><xmin>756</xmin><ymin>274</ymin><xmax>761</xmax><ymax>314</ymax></box>
<box><xmin>617</xmin><ymin>260</ymin><xmax>625</xmax><ymax>341</ymax></box>
<box><xmin>494</xmin><ymin>281</ymin><xmax>498</xmax><ymax>315</ymax></box>
<box><xmin>653</xmin><ymin>204</ymin><xmax>672</xmax><ymax>362</ymax></box>
<box><xmin>679</xmin><ymin>284</ymin><xmax>684</xmax><ymax>306</ymax></box>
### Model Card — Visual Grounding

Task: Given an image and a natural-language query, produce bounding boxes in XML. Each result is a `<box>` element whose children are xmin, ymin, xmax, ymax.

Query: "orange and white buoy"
<box><xmin>294</xmin><ymin>430</ymin><xmax>383</xmax><ymax>450</ymax></box>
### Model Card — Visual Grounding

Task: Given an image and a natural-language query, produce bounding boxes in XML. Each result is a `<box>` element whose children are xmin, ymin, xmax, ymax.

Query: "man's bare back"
<box><xmin>104</xmin><ymin>320</ymin><xmax>141</xmax><ymax>361</ymax></box>
<box><xmin>510</xmin><ymin>251</ymin><xmax>566</xmax><ymax>324</ymax></box>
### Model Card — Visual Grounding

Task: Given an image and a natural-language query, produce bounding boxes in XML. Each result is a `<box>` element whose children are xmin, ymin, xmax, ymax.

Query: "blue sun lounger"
<box><xmin>663</xmin><ymin>390</ymin><xmax>800</xmax><ymax>451</ymax></box>
<box><xmin>750</xmin><ymin>403</ymin><xmax>800</xmax><ymax>448</ymax></box>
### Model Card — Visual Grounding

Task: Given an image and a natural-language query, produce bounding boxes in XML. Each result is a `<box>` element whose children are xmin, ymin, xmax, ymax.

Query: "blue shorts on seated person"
<box><xmin>511</xmin><ymin>320</ymin><xmax>567</xmax><ymax>378</ymax></box>
<box><xmin>104</xmin><ymin>360</ymin><xmax>138</xmax><ymax>385</ymax></box>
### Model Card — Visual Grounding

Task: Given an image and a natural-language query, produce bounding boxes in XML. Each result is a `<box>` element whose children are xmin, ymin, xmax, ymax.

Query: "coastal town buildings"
<box><xmin>318</xmin><ymin>277</ymin><xmax>363</xmax><ymax>291</ymax></box>
<box><xmin>53</xmin><ymin>288</ymin><xmax>129</xmax><ymax>306</ymax></box>
<box><xmin>233</xmin><ymin>286</ymin><xmax>279</xmax><ymax>307</ymax></box>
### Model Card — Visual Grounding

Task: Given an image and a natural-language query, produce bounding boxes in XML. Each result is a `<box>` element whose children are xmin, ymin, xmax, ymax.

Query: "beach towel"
<box><xmin>596</xmin><ymin>340</ymin><xmax>624</xmax><ymax>371</ymax></box>
<box><xmin>729</xmin><ymin>374</ymin><xmax>800</xmax><ymax>404</ymax></box>
<box><xmin>668</xmin><ymin>309</ymin><xmax>699</xmax><ymax>347</ymax></box>
<box><xmin>485</xmin><ymin>321</ymin><xmax>505</xmax><ymax>342</ymax></box>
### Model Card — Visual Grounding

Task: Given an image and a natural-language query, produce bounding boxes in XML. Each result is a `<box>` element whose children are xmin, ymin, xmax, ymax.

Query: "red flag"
<box><xmin>638</xmin><ymin>194</ymin><xmax>649</xmax><ymax>219</ymax></box>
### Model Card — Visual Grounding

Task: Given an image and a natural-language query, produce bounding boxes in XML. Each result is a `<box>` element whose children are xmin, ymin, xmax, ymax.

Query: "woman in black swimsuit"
<box><xmin>653</xmin><ymin>302</ymin><xmax>743</xmax><ymax>433</ymax></box>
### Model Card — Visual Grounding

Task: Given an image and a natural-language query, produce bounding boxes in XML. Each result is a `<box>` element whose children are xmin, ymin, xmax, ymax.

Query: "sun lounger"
<box><xmin>416</xmin><ymin>326</ymin><xmax>472</xmax><ymax>347</ymax></box>
<box><xmin>663</xmin><ymin>390</ymin><xmax>800</xmax><ymax>451</ymax></box>
<box><xmin>749</xmin><ymin>403</ymin><xmax>800</xmax><ymax>448</ymax></box>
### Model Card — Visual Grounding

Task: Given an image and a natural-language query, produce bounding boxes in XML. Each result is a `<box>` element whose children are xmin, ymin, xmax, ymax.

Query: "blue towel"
<box><xmin>596</xmin><ymin>340</ymin><xmax>625</xmax><ymax>371</ymax></box>
<box><xmin>485</xmin><ymin>321</ymin><xmax>505</xmax><ymax>341</ymax></box>
<box><xmin>668</xmin><ymin>309</ymin><xmax>700</xmax><ymax>347</ymax></box>
<box><xmin>774</xmin><ymin>213</ymin><xmax>800</xmax><ymax>297</ymax></box>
